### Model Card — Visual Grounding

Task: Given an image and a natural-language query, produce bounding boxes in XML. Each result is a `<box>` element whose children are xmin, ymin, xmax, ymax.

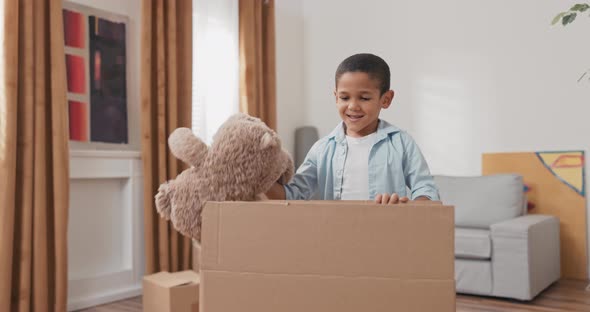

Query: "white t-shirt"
<box><xmin>341</xmin><ymin>133</ymin><xmax>377</xmax><ymax>200</ymax></box>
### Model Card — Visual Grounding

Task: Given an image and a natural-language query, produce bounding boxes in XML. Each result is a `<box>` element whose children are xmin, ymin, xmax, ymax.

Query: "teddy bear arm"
<box><xmin>168</xmin><ymin>127</ymin><xmax>209</xmax><ymax>168</ymax></box>
<box><xmin>155</xmin><ymin>181</ymin><xmax>173</xmax><ymax>220</ymax></box>
<box><xmin>169</xmin><ymin>176</ymin><xmax>206</xmax><ymax>241</ymax></box>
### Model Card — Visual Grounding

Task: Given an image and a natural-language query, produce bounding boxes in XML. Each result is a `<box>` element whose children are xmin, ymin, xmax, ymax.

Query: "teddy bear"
<box><xmin>154</xmin><ymin>113</ymin><xmax>294</xmax><ymax>241</ymax></box>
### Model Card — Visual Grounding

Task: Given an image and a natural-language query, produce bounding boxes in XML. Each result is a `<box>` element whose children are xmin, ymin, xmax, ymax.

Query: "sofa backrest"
<box><xmin>433</xmin><ymin>174</ymin><xmax>525</xmax><ymax>228</ymax></box>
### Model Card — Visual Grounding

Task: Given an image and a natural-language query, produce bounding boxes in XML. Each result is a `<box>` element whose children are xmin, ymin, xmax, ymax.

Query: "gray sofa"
<box><xmin>434</xmin><ymin>174</ymin><xmax>561</xmax><ymax>301</ymax></box>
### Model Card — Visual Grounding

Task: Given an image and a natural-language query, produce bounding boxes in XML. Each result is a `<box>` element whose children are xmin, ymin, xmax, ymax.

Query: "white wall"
<box><xmin>299</xmin><ymin>0</ymin><xmax>590</xmax><ymax>174</ymax></box>
<box><xmin>275</xmin><ymin>0</ymin><xmax>305</xmax><ymax>156</ymax></box>
<box><xmin>275</xmin><ymin>0</ymin><xmax>590</xmax><ymax>276</ymax></box>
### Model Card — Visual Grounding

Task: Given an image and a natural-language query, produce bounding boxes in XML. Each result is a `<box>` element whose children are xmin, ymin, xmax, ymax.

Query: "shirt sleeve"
<box><xmin>283</xmin><ymin>141</ymin><xmax>320</xmax><ymax>200</ymax></box>
<box><xmin>400</xmin><ymin>132</ymin><xmax>440</xmax><ymax>200</ymax></box>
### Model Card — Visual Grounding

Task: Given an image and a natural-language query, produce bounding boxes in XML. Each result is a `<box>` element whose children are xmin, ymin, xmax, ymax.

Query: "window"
<box><xmin>192</xmin><ymin>0</ymin><xmax>239</xmax><ymax>144</ymax></box>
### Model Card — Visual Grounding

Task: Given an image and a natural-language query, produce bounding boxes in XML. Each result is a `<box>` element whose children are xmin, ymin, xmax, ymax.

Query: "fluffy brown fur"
<box><xmin>155</xmin><ymin>113</ymin><xmax>294</xmax><ymax>241</ymax></box>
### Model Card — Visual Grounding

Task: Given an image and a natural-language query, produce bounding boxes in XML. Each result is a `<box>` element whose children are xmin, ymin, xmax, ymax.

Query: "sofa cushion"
<box><xmin>455</xmin><ymin>228</ymin><xmax>491</xmax><ymax>260</ymax></box>
<box><xmin>434</xmin><ymin>174</ymin><xmax>525</xmax><ymax>228</ymax></box>
<box><xmin>455</xmin><ymin>259</ymin><xmax>492</xmax><ymax>295</ymax></box>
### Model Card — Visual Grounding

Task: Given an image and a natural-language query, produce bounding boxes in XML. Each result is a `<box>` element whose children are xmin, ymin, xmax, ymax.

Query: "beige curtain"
<box><xmin>0</xmin><ymin>0</ymin><xmax>70</xmax><ymax>311</ymax></box>
<box><xmin>239</xmin><ymin>0</ymin><xmax>277</xmax><ymax>130</ymax></box>
<box><xmin>141</xmin><ymin>0</ymin><xmax>194</xmax><ymax>274</ymax></box>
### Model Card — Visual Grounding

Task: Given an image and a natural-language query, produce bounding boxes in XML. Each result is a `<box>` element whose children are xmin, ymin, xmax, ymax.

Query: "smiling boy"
<box><xmin>267</xmin><ymin>53</ymin><xmax>439</xmax><ymax>203</ymax></box>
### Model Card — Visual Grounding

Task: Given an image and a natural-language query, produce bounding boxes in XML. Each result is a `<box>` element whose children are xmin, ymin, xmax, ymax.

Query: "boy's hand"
<box><xmin>265</xmin><ymin>182</ymin><xmax>286</xmax><ymax>200</ymax></box>
<box><xmin>374</xmin><ymin>193</ymin><xmax>409</xmax><ymax>204</ymax></box>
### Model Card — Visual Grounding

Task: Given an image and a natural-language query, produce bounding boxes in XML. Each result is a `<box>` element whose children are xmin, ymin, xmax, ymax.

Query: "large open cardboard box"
<box><xmin>199</xmin><ymin>200</ymin><xmax>455</xmax><ymax>311</ymax></box>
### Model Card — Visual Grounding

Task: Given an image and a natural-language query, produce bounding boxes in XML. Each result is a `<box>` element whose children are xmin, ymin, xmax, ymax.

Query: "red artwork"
<box><xmin>66</xmin><ymin>54</ymin><xmax>86</xmax><ymax>94</ymax></box>
<box><xmin>63</xmin><ymin>9</ymin><xmax>85</xmax><ymax>48</ymax></box>
<box><xmin>63</xmin><ymin>5</ymin><xmax>128</xmax><ymax>145</ymax></box>
<box><xmin>69</xmin><ymin>101</ymin><xmax>88</xmax><ymax>141</ymax></box>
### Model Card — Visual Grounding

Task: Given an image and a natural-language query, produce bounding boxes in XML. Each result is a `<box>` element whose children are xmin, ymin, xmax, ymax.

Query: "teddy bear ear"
<box><xmin>260</xmin><ymin>132</ymin><xmax>278</xmax><ymax>149</ymax></box>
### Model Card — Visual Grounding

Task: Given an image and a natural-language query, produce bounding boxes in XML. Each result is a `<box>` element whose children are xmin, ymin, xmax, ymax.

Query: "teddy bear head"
<box><xmin>156</xmin><ymin>113</ymin><xmax>294</xmax><ymax>240</ymax></box>
<box><xmin>169</xmin><ymin>113</ymin><xmax>293</xmax><ymax>196</ymax></box>
<box><xmin>209</xmin><ymin>113</ymin><xmax>293</xmax><ymax>194</ymax></box>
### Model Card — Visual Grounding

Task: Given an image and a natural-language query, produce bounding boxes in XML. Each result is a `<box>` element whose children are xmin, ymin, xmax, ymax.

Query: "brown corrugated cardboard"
<box><xmin>200</xmin><ymin>200</ymin><xmax>455</xmax><ymax>312</ymax></box>
<box><xmin>192</xmin><ymin>239</ymin><xmax>201</xmax><ymax>271</ymax></box>
<box><xmin>143</xmin><ymin>270</ymin><xmax>200</xmax><ymax>312</ymax></box>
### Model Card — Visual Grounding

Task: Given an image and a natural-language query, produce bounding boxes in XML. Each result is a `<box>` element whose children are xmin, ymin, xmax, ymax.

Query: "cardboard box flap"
<box><xmin>201</xmin><ymin>201</ymin><xmax>454</xmax><ymax>280</ymax></box>
<box><xmin>172</xmin><ymin>270</ymin><xmax>200</xmax><ymax>284</ymax></box>
<box><xmin>144</xmin><ymin>271</ymin><xmax>200</xmax><ymax>288</ymax></box>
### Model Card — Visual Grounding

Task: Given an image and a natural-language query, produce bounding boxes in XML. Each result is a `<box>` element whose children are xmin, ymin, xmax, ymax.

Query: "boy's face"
<box><xmin>334</xmin><ymin>72</ymin><xmax>394</xmax><ymax>138</ymax></box>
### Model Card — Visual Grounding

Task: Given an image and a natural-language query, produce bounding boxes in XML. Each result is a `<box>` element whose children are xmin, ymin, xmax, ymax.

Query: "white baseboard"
<box><xmin>67</xmin><ymin>283</ymin><xmax>142</xmax><ymax>311</ymax></box>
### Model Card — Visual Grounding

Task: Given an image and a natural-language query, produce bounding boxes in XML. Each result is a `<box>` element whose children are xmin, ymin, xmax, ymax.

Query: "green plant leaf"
<box><xmin>562</xmin><ymin>12</ymin><xmax>577</xmax><ymax>25</ymax></box>
<box><xmin>570</xmin><ymin>3</ymin><xmax>590</xmax><ymax>12</ymax></box>
<box><xmin>552</xmin><ymin>12</ymin><xmax>567</xmax><ymax>25</ymax></box>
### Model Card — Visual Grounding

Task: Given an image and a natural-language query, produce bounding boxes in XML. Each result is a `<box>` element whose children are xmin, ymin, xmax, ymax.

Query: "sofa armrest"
<box><xmin>490</xmin><ymin>215</ymin><xmax>560</xmax><ymax>300</ymax></box>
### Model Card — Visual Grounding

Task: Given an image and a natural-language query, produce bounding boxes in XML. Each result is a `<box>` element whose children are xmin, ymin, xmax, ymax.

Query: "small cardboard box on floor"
<box><xmin>199</xmin><ymin>200</ymin><xmax>456</xmax><ymax>312</ymax></box>
<box><xmin>143</xmin><ymin>270</ymin><xmax>200</xmax><ymax>312</ymax></box>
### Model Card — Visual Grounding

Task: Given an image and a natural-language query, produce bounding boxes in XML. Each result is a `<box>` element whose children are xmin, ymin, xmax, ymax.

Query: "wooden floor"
<box><xmin>456</xmin><ymin>280</ymin><xmax>590</xmax><ymax>311</ymax></box>
<box><xmin>77</xmin><ymin>279</ymin><xmax>590</xmax><ymax>312</ymax></box>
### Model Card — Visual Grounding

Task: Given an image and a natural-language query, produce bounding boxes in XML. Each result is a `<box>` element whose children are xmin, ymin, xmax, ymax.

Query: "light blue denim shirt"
<box><xmin>284</xmin><ymin>119</ymin><xmax>439</xmax><ymax>201</ymax></box>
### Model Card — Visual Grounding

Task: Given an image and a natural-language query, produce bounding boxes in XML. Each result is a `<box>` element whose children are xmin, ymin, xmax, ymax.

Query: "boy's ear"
<box><xmin>381</xmin><ymin>90</ymin><xmax>394</xmax><ymax>108</ymax></box>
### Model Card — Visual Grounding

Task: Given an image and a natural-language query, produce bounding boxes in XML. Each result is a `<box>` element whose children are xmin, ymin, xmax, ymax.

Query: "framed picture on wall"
<box><xmin>63</xmin><ymin>2</ymin><xmax>129</xmax><ymax>145</ymax></box>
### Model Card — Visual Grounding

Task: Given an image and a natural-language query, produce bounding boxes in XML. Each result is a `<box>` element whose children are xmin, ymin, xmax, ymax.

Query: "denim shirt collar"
<box><xmin>327</xmin><ymin>119</ymin><xmax>401</xmax><ymax>145</ymax></box>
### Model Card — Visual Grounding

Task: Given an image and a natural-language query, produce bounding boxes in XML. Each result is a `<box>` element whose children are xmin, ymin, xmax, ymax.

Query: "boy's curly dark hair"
<box><xmin>335</xmin><ymin>53</ymin><xmax>390</xmax><ymax>95</ymax></box>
